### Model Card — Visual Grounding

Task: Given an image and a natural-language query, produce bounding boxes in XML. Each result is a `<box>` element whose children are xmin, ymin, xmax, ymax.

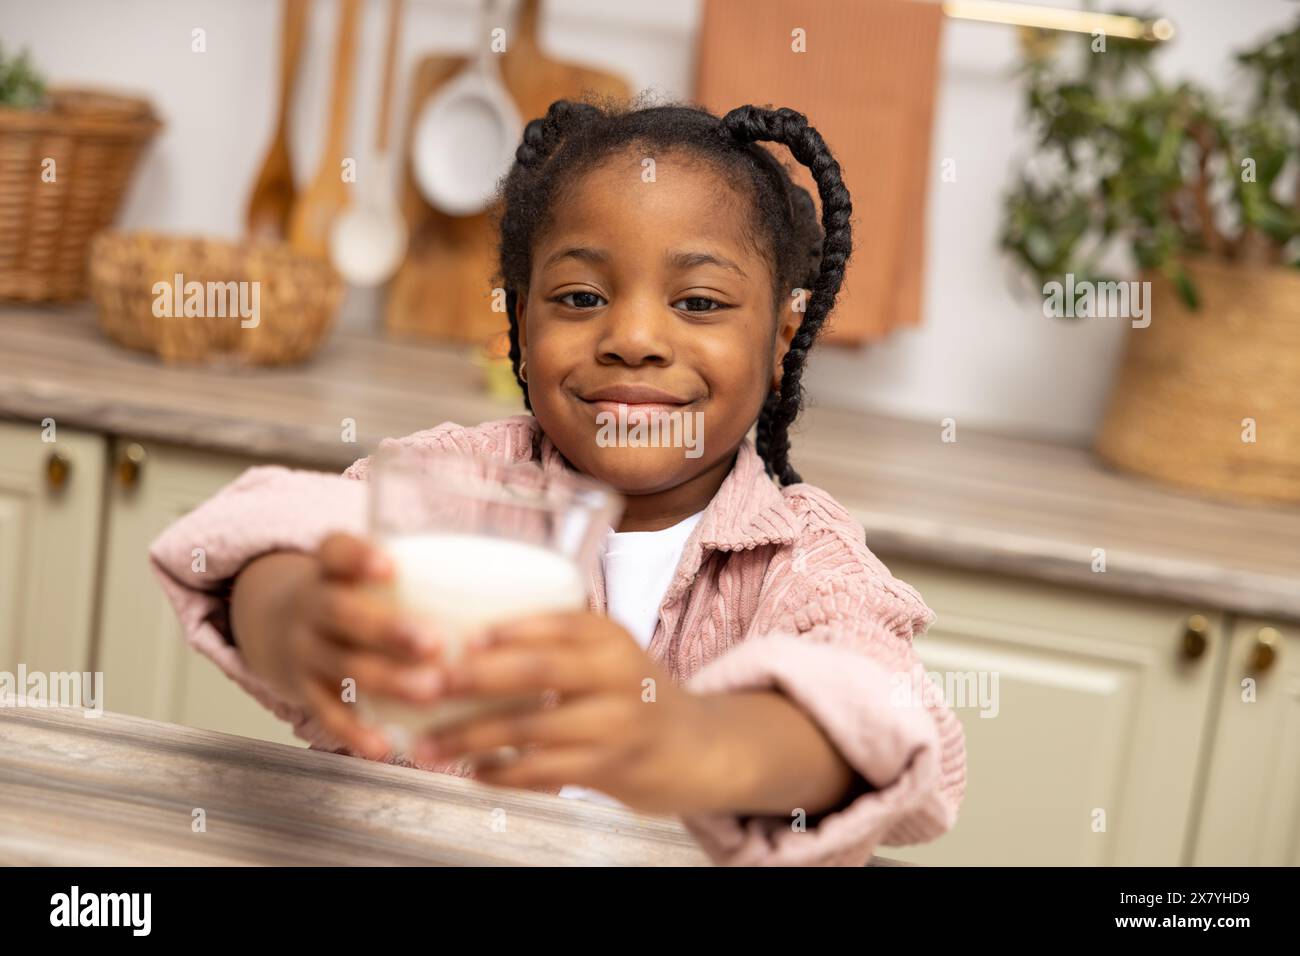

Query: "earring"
<box><xmin>519</xmin><ymin>359</ymin><xmax>528</xmax><ymax>383</ymax></box>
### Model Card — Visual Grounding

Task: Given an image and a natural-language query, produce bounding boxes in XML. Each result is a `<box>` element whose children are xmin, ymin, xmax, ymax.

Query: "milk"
<box><xmin>358</xmin><ymin>532</ymin><xmax>588</xmax><ymax>752</ymax></box>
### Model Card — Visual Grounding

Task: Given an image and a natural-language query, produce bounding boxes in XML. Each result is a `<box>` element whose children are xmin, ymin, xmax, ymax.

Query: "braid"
<box><xmin>504</xmin><ymin>289</ymin><xmax>530</xmax><ymax>411</ymax></box>
<box><xmin>501</xmin><ymin>100</ymin><xmax>599</xmax><ymax>411</ymax></box>
<box><xmin>719</xmin><ymin>106</ymin><xmax>853</xmax><ymax>485</ymax></box>
<box><xmin>753</xmin><ymin>391</ymin><xmax>782</xmax><ymax>479</ymax></box>
<box><xmin>514</xmin><ymin>99</ymin><xmax>600</xmax><ymax>169</ymax></box>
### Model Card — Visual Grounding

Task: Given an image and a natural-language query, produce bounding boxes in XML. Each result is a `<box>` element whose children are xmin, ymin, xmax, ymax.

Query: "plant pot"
<box><xmin>1094</xmin><ymin>256</ymin><xmax>1300</xmax><ymax>504</ymax></box>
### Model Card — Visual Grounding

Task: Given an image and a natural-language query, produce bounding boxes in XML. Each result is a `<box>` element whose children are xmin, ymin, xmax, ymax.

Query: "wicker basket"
<box><xmin>89</xmin><ymin>231</ymin><xmax>345</xmax><ymax>366</ymax></box>
<box><xmin>0</xmin><ymin>88</ymin><xmax>161</xmax><ymax>301</ymax></box>
<box><xmin>1095</xmin><ymin>256</ymin><xmax>1300</xmax><ymax>504</ymax></box>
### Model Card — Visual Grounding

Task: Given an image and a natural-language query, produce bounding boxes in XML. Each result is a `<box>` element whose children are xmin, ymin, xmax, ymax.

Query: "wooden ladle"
<box><xmin>246</xmin><ymin>0</ymin><xmax>310</xmax><ymax>239</ymax></box>
<box><xmin>289</xmin><ymin>0</ymin><xmax>362</xmax><ymax>259</ymax></box>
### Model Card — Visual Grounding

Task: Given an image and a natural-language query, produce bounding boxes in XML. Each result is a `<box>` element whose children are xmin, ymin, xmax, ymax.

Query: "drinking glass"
<box><xmin>358</xmin><ymin>443</ymin><xmax>622</xmax><ymax>757</ymax></box>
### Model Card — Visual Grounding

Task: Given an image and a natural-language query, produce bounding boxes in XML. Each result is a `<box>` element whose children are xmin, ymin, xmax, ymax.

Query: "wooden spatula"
<box><xmin>246</xmin><ymin>0</ymin><xmax>310</xmax><ymax>239</ymax></box>
<box><xmin>289</xmin><ymin>0</ymin><xmax>361</xmax><ymax>259</ymax></box>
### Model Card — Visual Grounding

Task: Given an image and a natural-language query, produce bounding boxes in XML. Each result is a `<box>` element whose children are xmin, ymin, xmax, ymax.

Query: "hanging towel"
<box><xmin>694</xmin><ymin>0</ymin><xmax>945</xmax><ymax>345</ymax></box>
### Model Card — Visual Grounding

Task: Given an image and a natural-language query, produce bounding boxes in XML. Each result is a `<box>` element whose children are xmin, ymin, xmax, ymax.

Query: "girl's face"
<box><xmin>517</xmin><ymin>149</ymin><xmax>800</xmax><ymax>515</ymax></box>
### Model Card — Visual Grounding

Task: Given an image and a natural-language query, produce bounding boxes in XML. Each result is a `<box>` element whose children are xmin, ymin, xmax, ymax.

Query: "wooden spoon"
<box><xmin>289</xmin><ymin>0</ymin><xmax>362</xmax><ymax>259</ymax></box>
<box><xmin>330</xmin><ymin>0</ymin><xmax>407</xmax><ymax>285</ymax></box>
<box><xmin>246</xmin><ymin>0</ymin><xmax>310</xmax><ymax>239</ymax></box>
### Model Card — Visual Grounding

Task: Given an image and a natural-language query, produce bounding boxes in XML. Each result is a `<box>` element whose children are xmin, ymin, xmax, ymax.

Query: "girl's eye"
<box><xmin>553</xmin><ymin>292</ymin><xmax>722</xmax><ymax>312</ymax></box>
<box><xmin>556</xmin><ymin>291</ymin><xmax>606</xmax><ymax>309</ymax></box>
<box><xmin>674</xmin><ymin>296</ymin><xmax>721</xmax><ymax>313</ymax></box>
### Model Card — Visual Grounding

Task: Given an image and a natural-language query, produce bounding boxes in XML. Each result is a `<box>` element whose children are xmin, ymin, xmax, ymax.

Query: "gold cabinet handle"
<box><xmin>1248</xmin><ymin>626</ymin><xmax>1281</xmax><ymax>674</ymax></box>
<box><xmin>45</xmin><ymin>450</ymin><xmax>72</xmax><ymax>490</ymax></box>
<box><xmin>1181</xmin><ymin>613</ymin><xmax>1210</xmax><ymax>661</ymax></box>
<box><xmin>117</xmin><ymin>442</ymin><xmax>147</xmax><ymax>489</ymax></box>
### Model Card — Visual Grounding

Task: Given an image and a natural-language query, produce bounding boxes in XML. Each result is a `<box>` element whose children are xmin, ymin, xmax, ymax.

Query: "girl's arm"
<box><xmin>229</xmin><ymin>550</ymin><xmax>320</xmax><ymax>705</ymax></box>
<box><xmin>678</xmin><ymin>566</ymin><xmax>966</xmax><ymax>867</ymax></box>
<box><xmin>700</xmin><ymin>689</ymin><xmax>860</xmax><ymax>817</ymax></box>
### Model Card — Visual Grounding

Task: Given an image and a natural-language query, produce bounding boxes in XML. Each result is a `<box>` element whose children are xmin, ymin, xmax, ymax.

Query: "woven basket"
<box><xmin>89</xmin><ymin>231</ymin><xmax>344</xmax><ymax>366</ymax></box>
<box><xmin>1095</xmin><ymin>256</ymin><xmax>1300</xmax><ymax>504</ymax></box>
<box><xmin>0</xmin><ymin>88</ymin><xmax>161</xmax><ymax>301</ymax></box>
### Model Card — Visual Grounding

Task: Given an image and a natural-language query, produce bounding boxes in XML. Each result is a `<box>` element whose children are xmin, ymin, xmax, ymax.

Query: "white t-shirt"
<box><xmin>556</xmin><ymin>510</ymin><xmax>705</xmax><ymax>807</ymax></box>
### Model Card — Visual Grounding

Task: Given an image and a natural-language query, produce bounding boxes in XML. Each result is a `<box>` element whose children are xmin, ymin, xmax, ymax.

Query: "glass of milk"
<box><xmin>358</xmin><ymin>444</ymin><xmax>622</xmax><ymax>757</ymax></box>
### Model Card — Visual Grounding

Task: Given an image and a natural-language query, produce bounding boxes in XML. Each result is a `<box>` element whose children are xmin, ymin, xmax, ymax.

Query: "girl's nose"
<box><xmin>594</xmin><ymin>301</ymin><xmax>674</xmax><ymax>367</ymax></box>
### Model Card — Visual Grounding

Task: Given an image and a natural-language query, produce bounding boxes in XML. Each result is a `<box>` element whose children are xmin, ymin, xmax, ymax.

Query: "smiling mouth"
<box><xmin>580</xmin><ymin>384</ymin><xmax>694</xmax><ymax>405</ymax></box>
<box><xmin>574</xmin><ymin>385</ymin><xmax>700</xmax><ymax>424</ymax></box>
<box><xmin>588</xmin><ymin>402</ymin><xmax>688</xmax><ymax>426</ymax></box>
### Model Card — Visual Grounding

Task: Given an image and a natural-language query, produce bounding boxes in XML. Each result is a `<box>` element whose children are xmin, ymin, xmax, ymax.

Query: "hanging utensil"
<box><xmin>288</xmin><ymin>0</ymin><xmax>362</xmax><ymax>258</ymax></box>
<box><xmin>246</xmin><ymin>0</ymin><xmax>311</xmax><ymax>239</ymax></box>
<box><xmin>410</xmin><ymin>0</ymin><xmax>522</xmax><ymax>217</ymax></box>
<box><xmin>330</xmin><ymin>0</ymin><xmax>407</xmax><ymax>285</ymax></box>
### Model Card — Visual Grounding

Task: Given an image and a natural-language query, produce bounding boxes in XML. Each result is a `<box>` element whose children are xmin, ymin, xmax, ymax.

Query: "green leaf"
<box><xmin>1171</xmin><ymin>268</ymin><xmax>1200</xmax><ymax>311</ymax></box>
<box><xmin>0</xmin><ymin>45</ymin><xmax>46</xmax><ymax>109</ymax></box>
<box><xmin>999</xmin><ymin>8</ymin><xmax>1300</xmax><ymax>311</ymax></box>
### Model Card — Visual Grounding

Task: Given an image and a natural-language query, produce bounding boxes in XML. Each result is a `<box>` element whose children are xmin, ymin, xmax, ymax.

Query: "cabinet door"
<box><xmin>1193</xmin><ymin>618</ymin><xmax>1299</xmax><ymax>865</ymax></box>
<box><xmin>95</xmin><ymin>439</ymin><xmax>301</xmax><ymax>746</ymax></box>
<box><xmin>0</xmin><ymin>419</ymin><xmax>104</xmax><ymax>675</ymax></box>
<box><xmin>879</xmin><ymin>559</ymin><xmax>1222</xmax><ymax>866</ymax></box>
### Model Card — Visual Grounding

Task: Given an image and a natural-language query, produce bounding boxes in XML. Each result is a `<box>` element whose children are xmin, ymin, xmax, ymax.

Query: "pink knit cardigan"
<box><xmin>148</xmin><ymin>415</ymin><xmax>966</xmax><ymax>866</ymax></box>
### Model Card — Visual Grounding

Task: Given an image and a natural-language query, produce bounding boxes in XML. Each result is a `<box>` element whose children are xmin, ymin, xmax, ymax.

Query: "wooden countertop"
<box><xmin>1</xmin><ymin>700</ymin><xmax>917</xmax><ymax>867</ymax></box>
<box><xmin>3</xmin><ymin>304</ymin><xmax>1298</xmax><ymax>620</ymax></box>
<box><xmin>0</xmin><ymin>701</ymin><xmax>712</xmax><ymax>866</ymax></box>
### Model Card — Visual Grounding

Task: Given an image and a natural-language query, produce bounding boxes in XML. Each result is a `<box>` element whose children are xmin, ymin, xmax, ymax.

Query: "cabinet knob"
<box><xmin>1181</xmin><ymin>614</ymin><xmax>1210</xmax><ymax>660</ymax></box>
<box><xmin>1248</xmin><ymin>627</ymin><xmax>1281</xmax><ymax>674</ymax></box>
<box><xmin>45</xmin><ymin>450</ymin><xmax>72</xmax><ymax>490</ymax></box>
<box><xmin>117</xmin><ymin>442</ymin><xmax>147</xmax><ymax>489</ymax></box>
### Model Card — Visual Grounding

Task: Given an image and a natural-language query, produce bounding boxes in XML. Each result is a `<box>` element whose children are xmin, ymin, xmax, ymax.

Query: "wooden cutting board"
<box><xmin>385</xmin><ymin>0</ymin><xmax>630</xmax><ymax>345</ymax></box>
<box><xmin>694</xmin><ymin>0</ymin><xmax>945</xmax><ymax>346</ymax></box>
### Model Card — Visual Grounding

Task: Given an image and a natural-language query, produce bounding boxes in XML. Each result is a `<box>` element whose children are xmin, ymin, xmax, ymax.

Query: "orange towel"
<box><xmin>694</xmin><ymin>0</ymin><xmax>944</xmax><ymax>345</ymax></box>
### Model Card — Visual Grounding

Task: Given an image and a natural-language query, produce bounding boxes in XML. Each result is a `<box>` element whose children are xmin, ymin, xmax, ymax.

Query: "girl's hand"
<box><xmin>243</xmin><ymin>532</ymin><xmax>444</xmax><ymax>760</ymax></box>
<box><xmin>409</xmin><ymin>611</ymin><xmax>741</xmax><ymax>815</ymax></box>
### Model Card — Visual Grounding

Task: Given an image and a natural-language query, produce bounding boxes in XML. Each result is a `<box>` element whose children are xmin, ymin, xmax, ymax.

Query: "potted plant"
<box><xmin>1000</xmin><ymin>12</ymin><xmax>1300</xmax><ymax>504</ymax></box>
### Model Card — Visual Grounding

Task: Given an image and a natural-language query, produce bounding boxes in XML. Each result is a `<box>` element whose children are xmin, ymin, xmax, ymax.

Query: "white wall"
<box><xmin>5</xmin><ymin>0</ymin><xmax>1295</xmax><ymax>441</ymax></box>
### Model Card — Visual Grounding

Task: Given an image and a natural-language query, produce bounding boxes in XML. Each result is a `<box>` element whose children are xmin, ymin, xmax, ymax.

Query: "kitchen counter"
<box><xmin>3</xmin><ymin>304</ymin><xmax>1299</xmax><ymax>620</ymax></box>
<box><xmin>0</xmin><ymin>700</ymin><xmax>713</xmax><ymax>866</ymax></box>
<box><xmin>1</xmin><ymin>700</ymin><xmax>918</xmax><ymax>867</ymax></box>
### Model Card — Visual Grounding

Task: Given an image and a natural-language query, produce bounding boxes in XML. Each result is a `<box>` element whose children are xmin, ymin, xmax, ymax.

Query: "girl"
<box><xmin>150</xmin><ymin>100</ymin><xmax>966</xmax><ymax>867</ymax></box>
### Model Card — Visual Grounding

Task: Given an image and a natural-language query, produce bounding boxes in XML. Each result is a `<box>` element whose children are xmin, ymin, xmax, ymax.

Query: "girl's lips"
<box><xmin>589</xmin><ymin>400</ymin><xmax>689</xmax><ymax>418</ymax></box>
<box><xmin>580</xmin><ymin>383</ymin><xmax>693</xmax><ymax>404</ymax></box>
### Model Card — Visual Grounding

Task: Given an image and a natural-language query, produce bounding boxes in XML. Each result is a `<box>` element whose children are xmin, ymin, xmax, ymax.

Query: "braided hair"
<box><xmin>496</xmin><ymin>99</ymin><xmax>852</xmax><ymax>486</ymax></box>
